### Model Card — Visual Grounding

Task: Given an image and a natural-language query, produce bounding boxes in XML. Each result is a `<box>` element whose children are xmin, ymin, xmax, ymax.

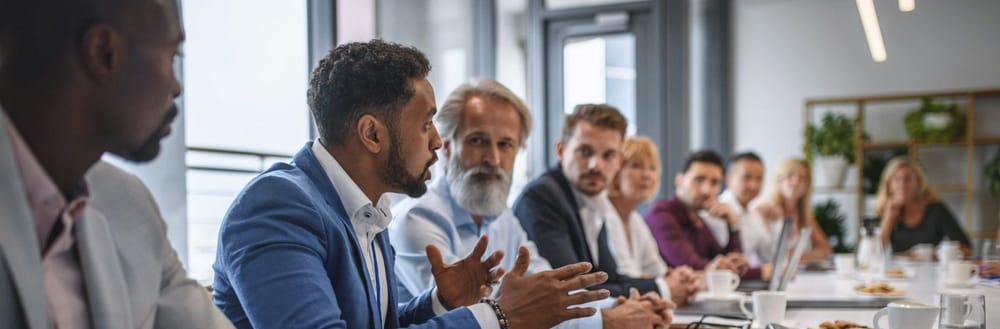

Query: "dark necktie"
<box><xmin>596</xmin><ymin>223</ymin><xmax>620</xmax><ymax>276</ymax></box>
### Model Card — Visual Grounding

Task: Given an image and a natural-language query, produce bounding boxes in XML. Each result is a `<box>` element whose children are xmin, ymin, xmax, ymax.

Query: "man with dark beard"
<box><xmin>212</xmin><ymin>41</ymin><xmax>612</xmax><ymax>329</ymax></box>
<box><xmin>390</xmin><ymin>79</ymin><xmax>673</xmax><ymax>329</ymax></box>
<box><xmin>0</xmin><ymin>0</ymin><xmax>232</xmax><ymax>328</ymax></box>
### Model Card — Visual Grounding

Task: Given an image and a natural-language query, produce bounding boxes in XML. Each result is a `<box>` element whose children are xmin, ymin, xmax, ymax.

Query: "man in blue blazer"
<box><xmin>213</xmin><ymin>40</ymin><xmax>611</xmax><ymax>329</ymax></box>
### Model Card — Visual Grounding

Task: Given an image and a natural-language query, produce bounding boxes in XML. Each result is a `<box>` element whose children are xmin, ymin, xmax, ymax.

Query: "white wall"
<box><xmin>733</xmin><ymin>0</ymin><xmax>1000</xmax><ymax>238</ymax></box>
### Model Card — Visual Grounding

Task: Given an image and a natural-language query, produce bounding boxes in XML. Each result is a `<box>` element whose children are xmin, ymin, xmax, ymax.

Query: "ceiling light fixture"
<box><xmin>856</xmin><ymin>0</ymin><xmax>887</xmax><ymax>63</ymax></box>
<box><xmin>899</xmin><ymin>0</ymin><xmax>915</xmax><ymax>12</ymax></box>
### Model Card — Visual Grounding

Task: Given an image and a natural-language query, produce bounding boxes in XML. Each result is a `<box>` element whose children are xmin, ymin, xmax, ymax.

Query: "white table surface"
<box><xmin>674</xmin><ymin>263</ymin><xmax>1000</xmax><ymax>329</ymax></box>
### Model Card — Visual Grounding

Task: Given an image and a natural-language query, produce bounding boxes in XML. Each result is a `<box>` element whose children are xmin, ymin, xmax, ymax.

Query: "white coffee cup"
<box><xmin>706</xmin><ymin>270</ymin><xmax>740</xmax><ymax>297</ymax></box>
<box><xmin>834</xmin><ymin>254</ymin><xmax>855</xmax><ymax>275</ymax></box>
<box><xmin>872</xmin><ymin>300</ymin><xmax>940</xmax><ymax>329</ymax></box>
<box><xmin>946</xmin><ymin>261</ymin><xmax>979</xmax><ymax>284</ymax></box>
<box><xmin>911</xmin><ymin>244</ymin><xmax>934</xmax><ymax>261</ymax></box>
<box><xmin>940</xmin><ymin>294</ymin><xmax>974</xmax><ymax>326</ymax></box>
<box><xmin>739</xmin><ymin>291</ymin><xmax>786</xmax><ymax>326</ymax></box>
<box><xmin>938</xmin><ymin>242</ymin><xmax>961</xmax><ymax>264</ymax></box>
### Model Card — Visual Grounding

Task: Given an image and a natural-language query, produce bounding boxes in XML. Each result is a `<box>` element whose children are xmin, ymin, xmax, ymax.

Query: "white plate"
<box><xmin>944</xmin><ymin>280</ymin><xmax>976</xmax><ymax>289</ymax></box>
<box><xmin>750</xmin><ymin>320</ymin><xmax>798</xmax><ymax>329</ymax></box>
<box><xmin>695</xmin><ymin>291</ymin><xmax>744</xmax><ymax>301</ymax></box>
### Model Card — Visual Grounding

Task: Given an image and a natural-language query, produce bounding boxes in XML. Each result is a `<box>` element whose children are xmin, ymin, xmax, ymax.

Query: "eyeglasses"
<box><xmin>684</xmin><ymin>314</ymin><xmax>752</xmax><ymax>329</ymax></box>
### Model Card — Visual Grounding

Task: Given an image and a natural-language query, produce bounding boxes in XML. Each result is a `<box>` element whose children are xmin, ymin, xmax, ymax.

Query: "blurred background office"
<box><xmin>104</xmin><ymin>0</ymin><xmax>1000</xmax><ymax>283</ymax></box>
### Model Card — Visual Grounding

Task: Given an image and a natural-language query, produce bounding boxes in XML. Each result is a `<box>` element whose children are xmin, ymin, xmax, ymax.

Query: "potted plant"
<box><xmin>806</xmin><ymin>113</ymin><xmax>857</xmax><ymax>189</ymax></box>
<box><xmin>814</xmin><ymin>199</ymin><xmax>852</xmax><ymax>253</ymax></box>
<box><xmin>903</xmin><ymin>98</ymin><xmax>965</xmax><ymax>143</ymax></box>
<box><xmin>986</xmin><ymin>148</ymin><xmax>1000</xmax><ymax>237</ymax></box>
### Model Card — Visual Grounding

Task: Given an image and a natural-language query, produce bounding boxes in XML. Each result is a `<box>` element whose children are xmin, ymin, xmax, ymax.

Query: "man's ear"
<box><xmin>442</xmin><ymin>139</ymin><xmax>453</xmax><ymax>160</ymax></box>
<box><xmin>675</xmin><ymin>173</ymin><xmax>684</xmax><ymax>190</ymax></box>
<box><xmin>80</xmin><ymin>24</ymin><xmax>122</xmax><ymax>82</ymax></box>
<box><xmin>357</xmin><ymin>114</ymin><xmax>388</xmax><ymax>154</ymax></box>
<box><xmin>555</xmin><ymin>140</ymin><xmax>565</xmax><ymax>162</ymax></box>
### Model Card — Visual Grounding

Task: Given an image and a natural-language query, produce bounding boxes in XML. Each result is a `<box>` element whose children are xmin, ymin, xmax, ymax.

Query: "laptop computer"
<box><xmin>677</xmin><ymin>224</ymin><xmax>812</xmax><ymax>318</ymax></box>
<box><xmin>738</xmin><ymin>218</ymin><xmax>793</xmax><ymax>291</ymax></box>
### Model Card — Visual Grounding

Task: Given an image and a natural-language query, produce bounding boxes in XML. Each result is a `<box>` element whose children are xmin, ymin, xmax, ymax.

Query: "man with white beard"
<box><xmin>390</xmin><ymin>79</ymin><xmax>673</xmax><ymax>329</ymax></box>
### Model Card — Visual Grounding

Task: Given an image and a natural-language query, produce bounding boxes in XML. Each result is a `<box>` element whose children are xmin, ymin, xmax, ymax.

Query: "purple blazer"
<box><xmin>643</xmin><ymin>196</ymin><xmax>761</xmax><ymax>279</ymax></box>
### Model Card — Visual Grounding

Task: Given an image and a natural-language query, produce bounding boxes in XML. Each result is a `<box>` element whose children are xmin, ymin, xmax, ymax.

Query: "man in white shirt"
<box><xmin>391</xmin><ymin>79</ymin><xmax>672</xmax><ymax>329</ymax></box>
<box><xmin>718</xmin><ymin>152</ymin><xmax>774</xmax><ymax>275</ymax></box>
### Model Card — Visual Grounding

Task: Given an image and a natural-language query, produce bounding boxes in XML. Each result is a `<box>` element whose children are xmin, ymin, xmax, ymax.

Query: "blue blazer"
<box><xmin>212</xmin><ymin>142</ymin><xmax>479</xmax><ymax>329</ymax></box>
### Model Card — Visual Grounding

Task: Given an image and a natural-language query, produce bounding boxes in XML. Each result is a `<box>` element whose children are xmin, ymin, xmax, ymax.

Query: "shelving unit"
<box><xmin>805</xmin><ymin>88</ymin><xmax>1000</xmax><ymax>241</ymax></box>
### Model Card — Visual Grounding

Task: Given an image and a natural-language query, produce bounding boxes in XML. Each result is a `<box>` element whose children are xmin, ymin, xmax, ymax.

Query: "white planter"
<box><xmin>815</xmin><ymin>156</ymin><xmax>849</xmax><ymax>189</ymax></box>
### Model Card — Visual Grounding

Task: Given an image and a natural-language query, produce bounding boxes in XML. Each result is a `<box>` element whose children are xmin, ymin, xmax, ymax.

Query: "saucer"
<box><xmin>750</xmin><ymin>320</ymin><xmax>798</xmax><ymax>329</ymax></box>
<box><xmin>696</xmin><ymin>291</ymin><xmax>744</xmax><ymax>301</ymax></box>
<box><xmin>945</xmin><ymin>280</ymin><xmax>976</xmax><ymax>288</ymax></box>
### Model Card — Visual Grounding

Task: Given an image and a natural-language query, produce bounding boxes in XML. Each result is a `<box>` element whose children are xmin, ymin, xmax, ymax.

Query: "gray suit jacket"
<box><xmin>0</xmin><ymin>114</ymin><xmax>233</xmax><ymax>329</ymax></box>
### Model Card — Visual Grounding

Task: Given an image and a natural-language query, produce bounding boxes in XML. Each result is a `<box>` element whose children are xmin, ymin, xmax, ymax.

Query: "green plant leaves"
<box><xmin>814</xmin><ymin>199</ymin><xmax>852</xmax><ymax>253</ymax></box>
<box><xmin>807</xmin><ymin>113</ymin><xmax>857</xmax><ymax>164</ymax></box>
<box><xmin>903</xmin><ymin>97</ymin><xmax>965</xmax><ymax>143</ymax></box>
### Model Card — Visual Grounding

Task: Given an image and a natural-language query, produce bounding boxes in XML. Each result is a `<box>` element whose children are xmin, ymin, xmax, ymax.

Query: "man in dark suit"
<box><xmin>514</xmin><ymin>104</ymin><xmax>698</xmax><ymax>306</ymax></box>
<box><xmin>212</xmin><ymin>40</ymin><xmax>611</xmax><ymax>329</ymax></box>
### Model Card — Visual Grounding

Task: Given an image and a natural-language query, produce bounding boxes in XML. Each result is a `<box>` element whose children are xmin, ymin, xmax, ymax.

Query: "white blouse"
<box><xmin>605</xmin><ymin>210</ymin><xmax>669</xmax><ymax>279</ymax></box>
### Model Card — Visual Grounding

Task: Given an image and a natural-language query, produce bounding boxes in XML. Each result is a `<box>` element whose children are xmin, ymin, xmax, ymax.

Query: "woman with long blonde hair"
<box><xmin>875</xmin><ymin>157</ymin><xmax>971</xmax><ymax>255</ymax></box>
<box><xmin>751</xmin><ymin>158</ymin><xmax>833</xmax><ymax>262</ymax></box>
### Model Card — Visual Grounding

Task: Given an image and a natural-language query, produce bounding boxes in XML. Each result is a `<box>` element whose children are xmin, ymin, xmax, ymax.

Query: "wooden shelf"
<box><xmin>862</xmin><ymin>137</ymin><xmax>1000</xmax><ymax>150</ymax></box>
<box><xmin>805</xmin><ymin>88</ymin><xmax>1000</xmax><ymax>241</ymax></box>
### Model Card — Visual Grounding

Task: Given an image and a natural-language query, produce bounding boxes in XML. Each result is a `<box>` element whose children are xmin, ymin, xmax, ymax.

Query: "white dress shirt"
<box><xmin>572</xmin><ymin>189</ymin><xmax>608</xmax><ymax>267</ymax></box>
<box><xmin>311</xmin><ymin>140</ymin><xmax>498</xmax><ymax>328</ymax></box>
<box><xmin>720</xmin><ymin>190</ymin><xmax>774</xmax><ymax>267</ymax></box>
<box><xmin>577</xmin><ymin>190</ymin><xmax>672</xmax><ymax>299</ymax></box>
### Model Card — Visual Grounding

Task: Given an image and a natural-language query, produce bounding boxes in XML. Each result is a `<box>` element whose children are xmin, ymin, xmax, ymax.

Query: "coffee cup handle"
<box><xmin>739</xmin><ymin>296</ymin><xmax>753</xmax><ymax>319</ymax></box>
<box><xmin>872</xmin><ymin>307</ymin><xmax>889</xmax><ymax>329</ymax></box>
<box><xmin>970</xmin><ymin>267</ymin><xmax>979</xmax><ymax>279</ymax></box>
<box><xmin>963</xmin><ymin>300</ymin><xmax>973</xmax><ymax>321</ymax></box>
<box><xmin>731</xmin><ymin>274</ymin><xmax>741</xmax><ymax>290</ymax></box>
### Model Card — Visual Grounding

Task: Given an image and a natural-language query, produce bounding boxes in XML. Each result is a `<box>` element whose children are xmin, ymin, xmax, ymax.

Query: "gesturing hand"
<box><xmin>496</xmin><ymin>246</ymin><xmax>611</xmax><ymax>329</ymax></box>
<box><xmin>428</xmin><ymin>235</ymin><xmax>504</xmax><ymax>309</ymax></box>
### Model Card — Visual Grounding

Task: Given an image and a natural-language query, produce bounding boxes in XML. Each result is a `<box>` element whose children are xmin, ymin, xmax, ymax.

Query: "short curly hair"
<box><xmin>307</xmin><ymin>39</ymin><xmax>431</xmax><ymax>146</ymax></box>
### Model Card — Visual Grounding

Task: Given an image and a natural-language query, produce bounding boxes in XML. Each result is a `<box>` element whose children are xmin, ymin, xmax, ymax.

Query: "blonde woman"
<box><xmin>751</xmin><ymin>158</ymin><xmax>833</xmax><ymax>262</ymax></box>
<box><xmin>608</xmin><ymin>136</ymin><xmax>698</xmax><ymax>305</ymax></box>
<box><xmin>875</xmin><ymin>157</ymin><xmax>971</xmax><ymax>255</ymax></box>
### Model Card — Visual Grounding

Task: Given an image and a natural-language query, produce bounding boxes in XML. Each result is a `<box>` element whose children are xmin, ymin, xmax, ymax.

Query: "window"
<box><xmin>181</xmin><ymin>0</ymin><xmax>310</xmax><ymax>283</ymax></box>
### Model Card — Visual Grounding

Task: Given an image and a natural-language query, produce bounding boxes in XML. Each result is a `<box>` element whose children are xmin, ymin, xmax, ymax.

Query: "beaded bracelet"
<box><xmin>480</xmin><ymin>298</ymin><xmax>510</xmax><ymax>329</ymax></box>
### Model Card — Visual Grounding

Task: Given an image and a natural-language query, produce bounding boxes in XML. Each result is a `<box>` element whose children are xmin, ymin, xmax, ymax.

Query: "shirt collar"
<box><xmin>311</xmin><ymin>139</ymin><xmax>392</xmax><ymax>234</ymax></box>
<box><xmin>3</xmin><ymin>109</ymin><xmax>89</xmax><ymax>251</ymax></box>
<box><xmin>719</xmin><ymin>190</ymin><xmax>748</xmax><ymax>215</ymax></box>
<box><xmin>572</xmin><ymin>187</ymin><xmax>610</xmax><ymax>212</ymax></box>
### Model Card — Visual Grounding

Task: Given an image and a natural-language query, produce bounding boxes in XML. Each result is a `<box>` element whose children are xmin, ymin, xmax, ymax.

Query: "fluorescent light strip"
<box><xmin>899</xmin><ymin>0</ymin><xmax>915</xmax><ymax>12</ymax></box>
<box><xmin>856</xmin><ymin>0</ymin><xmax>888</xmax><ymax>62</ymax></box>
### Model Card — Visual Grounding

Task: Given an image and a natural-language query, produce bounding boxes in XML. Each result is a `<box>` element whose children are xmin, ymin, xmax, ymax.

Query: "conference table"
<box><xmin>673</xmin><ymin>262</ymin><xmax>1000</xmax><ymax>329</ymax></box>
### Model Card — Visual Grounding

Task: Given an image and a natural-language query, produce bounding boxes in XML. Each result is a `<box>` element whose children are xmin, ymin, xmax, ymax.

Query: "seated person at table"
<box><xmin>875</xmin><ymin>157</ymin><xmax>971</xmax><ymax>256</ymax></box>
<box><xmin>513</xmin><ymin>104</ymin><xmax>699</xmax><ymax>302</ymax></box>
<box><xmin>644</xmin><ymin>150</ymin><xmax>760</xmax><ymax>279</ymax></box>
<box><xmin>751</xmin><ymin>158</ymin><xmax>833</xmax><ymax>263</ymax></box>
<box><xmin>607</xmin><ymin>137</ymin><xmax>696</xmax><ymax>286</ymax></box>
<box><xmin>718</xmin><ymin>152</ymin><xmax>770</xmax><ymax>267</ymax></box>
<box><xmin>391</xmin><ymin>79</ymin><xmax>672</xmax><ymax>328</ymax></box>
<box><xmin>212</xmin><ymin>40</ymin><xmax>610</xmax><ymax>329</ymax></box>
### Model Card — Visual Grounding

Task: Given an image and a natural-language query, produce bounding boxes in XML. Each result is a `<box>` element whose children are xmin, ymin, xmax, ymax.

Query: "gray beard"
<box><xmin>446</xmin><ymin>159</ymin><xmax>511</xmax><ymax>217</ymax></box>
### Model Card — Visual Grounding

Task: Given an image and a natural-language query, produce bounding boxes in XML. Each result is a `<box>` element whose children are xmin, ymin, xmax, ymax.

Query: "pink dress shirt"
<box><xmin>6</xmin><ymin>116</ymin><xmax>92</xmax><ymax>329</ymax></box>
